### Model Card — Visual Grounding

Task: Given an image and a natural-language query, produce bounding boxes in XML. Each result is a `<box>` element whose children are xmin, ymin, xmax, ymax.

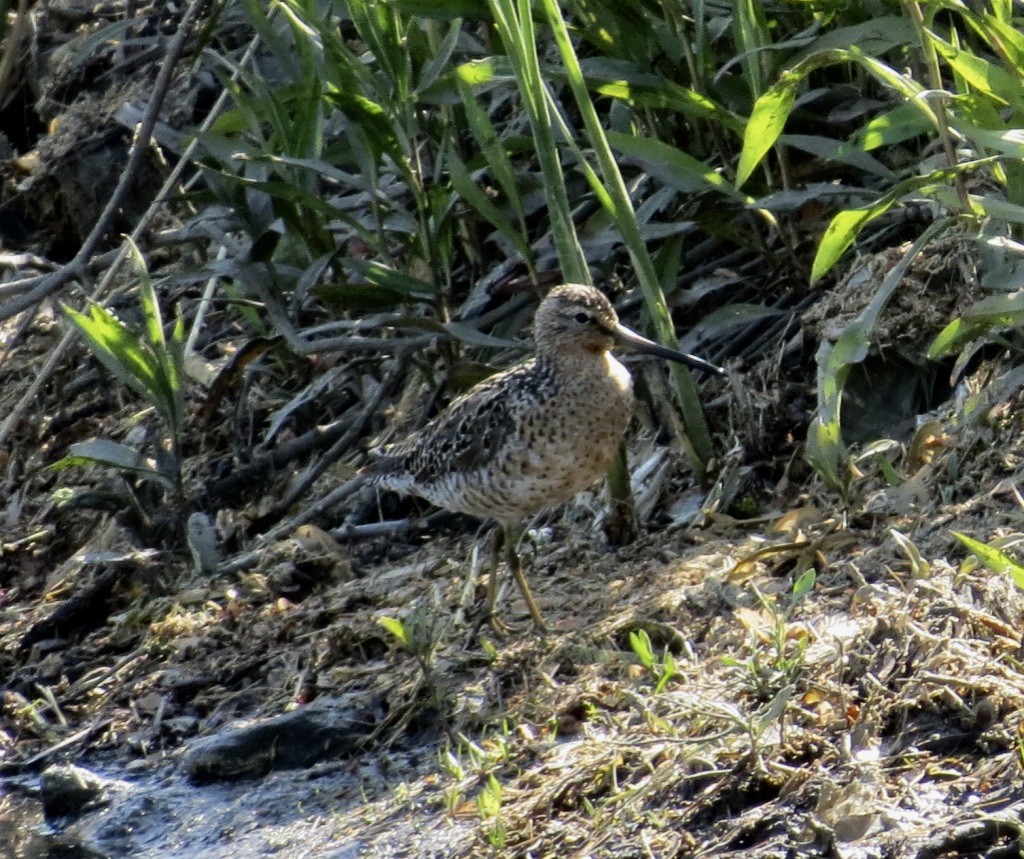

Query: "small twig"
<box><xmin>214</xmin><ymin>474</ymin><xmax>370</xmax><ymax>577</ymax></box>
<box><xmin>205</xmin><ymin>417</ymin><xmax>358</xmax><ymax>506</ymax></box>
<box><xmin>0</xmin><ymin>0</ymin><xmax>213</xmax><ymax>324</ymax></box>
<box><xmin>253</xmin><ymin>361</ymin><xmax>406</xmax><ymax>529</ymax></box>
<box><xmin>0</xmin><ymin>718</ymin><xmax>115</xmax><ymax>774</ymax></box>
<box><xmin>328</xmin><ymin>519</ymin><xmax>416</xmax><ymax>541</ymax></box>
<box><xmin>0</xmin><ymin>247</ymin><xmax>123</xmax><ymax>299</ymax></box>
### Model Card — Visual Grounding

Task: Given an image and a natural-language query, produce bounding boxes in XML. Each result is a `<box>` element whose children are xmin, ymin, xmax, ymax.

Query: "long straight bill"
<box><xmin>612</xmin><ymin>323</ymin><xmax>726</xmax><ymax>376</ymax></box>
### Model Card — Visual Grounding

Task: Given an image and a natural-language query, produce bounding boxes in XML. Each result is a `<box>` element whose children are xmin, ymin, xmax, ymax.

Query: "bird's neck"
<box><xmin>538</xmin><ymin>349</ymin><xmax>631</xmax><ymax>389</ymax></box>
<box><xmin>537</xmin><ymin>347</ymin><xmax>605</xmax><ymax>370</ymax></box>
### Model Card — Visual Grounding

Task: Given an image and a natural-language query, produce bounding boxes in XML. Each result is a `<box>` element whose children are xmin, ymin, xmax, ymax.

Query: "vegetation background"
<box><xmin>2</xmin><ymin>0</ymin><xmax>1024</xmax><ymax>854</ymax></box>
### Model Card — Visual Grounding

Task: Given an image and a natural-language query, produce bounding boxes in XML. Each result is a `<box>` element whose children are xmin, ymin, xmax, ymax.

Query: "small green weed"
<box><xmin>724</xmin><ymin>568</ymin><xmax>816</xmax><ymax>699</ymax></box>
<box><xmin>628</xmin><ymin>628</ymin><xmax>679</xmax><ymax>694</ymax></box>
<box><xmin>53</xmin><ymin>239</ymin><xmax>186</xmax><ymax>532</ymax></box>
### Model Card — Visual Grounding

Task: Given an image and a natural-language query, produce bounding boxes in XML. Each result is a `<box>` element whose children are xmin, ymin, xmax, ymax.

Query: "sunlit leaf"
<box><xmin>855</xmin><ymin>102</ymin><xmax>933</xmax><ymax>151</ymax></box>
<box><xmin>48</xmin><ymin>440</ymin><xmax>173</xmax><ymax>488</ymax></box>
<box><xmin>813</xmin><ymin>209</ymin><xmax>878</xmax><ymax>284</ymax></box>
<box><xmin>927</xmin><ymin>292</ymin><xmax>1024</xmax><ymax>358</ymax></box>
<box><xmin>608</xmin><ymin>132</ymin><xmax>747</xmax><ymax>200</ymax></box>
<box><xmin>798</xmin><ymin>16</ymin><xmax>914</xmax><ymax>55</ymax></box>
<box><xmin>377</xmin><ymin>615</ymin><xmax>411</xmax><ymax>646</ymax></box>
<box><xmin>63</xmin><ymin>303</ymin><xmax>161</xmax><ymax>402</ymax></box>
<box><xmin>929</xmin><ymin>35</ymin><xmax>1024</xmax><ymax>114</ymax></box>
<box><xmin>791</xmin><ymin>568</ymin><xmax>816</xmax><ymax>601</ymax></box>
<box><xmin>954</xmin><ymin>531</ymin><xmax>1024</xmax><ymax>590</ymax></box>
<box><xmin>736</xmin><ymin>72</ymin><xmax>801</xmax><ymax>187</ymax></box>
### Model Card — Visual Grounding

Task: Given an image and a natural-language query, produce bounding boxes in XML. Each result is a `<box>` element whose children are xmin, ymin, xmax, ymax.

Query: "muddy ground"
<box><xmin>2</xmin><ymin>3</ymin><xmax>1024</xmax><ymax>859</ymax></box>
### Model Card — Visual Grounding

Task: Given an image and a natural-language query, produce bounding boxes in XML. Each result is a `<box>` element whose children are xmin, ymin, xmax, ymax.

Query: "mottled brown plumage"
<box><xmin>367</xmin><ymin>283</ymin><xmax>723</xmax><ymax>629</ymax></box>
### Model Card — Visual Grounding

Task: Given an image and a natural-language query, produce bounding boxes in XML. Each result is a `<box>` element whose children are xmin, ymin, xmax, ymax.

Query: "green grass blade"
<box><xmin>929</xmin><ymin>33</ymin><xmax>1024</xmax><ymax>114</ymax></box>
<box><xmin>811</xmin><ymin>164</ymin><xmax>987</xmax><ymax>283</ymax></box>
<box><xmin>487</xmin><ymin>0</ymin><xmax>588</xmax><ymax>282</ymax></box>
<box><xmin>48</xmin><ymin>440</ymin><xmax>174</xmax><ymax>489</ymax></box>
<box><xmin>735</xmin><ymin>75</ymin><xmax>798</xmax><ymax>188</ymax></box>
<box><xmin>807</xmin><ymin>219</ymin><xmax>955</xmax><ymax>491</ymax></box>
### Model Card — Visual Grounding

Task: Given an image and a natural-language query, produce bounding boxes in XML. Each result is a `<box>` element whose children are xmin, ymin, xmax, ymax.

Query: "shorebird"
<box><xmin>365</xmin><ymin>284</ymin><xmax>724</xmax><ymax>630</ymax></box>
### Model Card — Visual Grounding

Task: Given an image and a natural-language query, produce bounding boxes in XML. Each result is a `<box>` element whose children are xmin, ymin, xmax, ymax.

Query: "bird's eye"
<box><xmin>574</xmin><ymin>311</ymin><xmax>591</xmax><ymax>324</ymax></box>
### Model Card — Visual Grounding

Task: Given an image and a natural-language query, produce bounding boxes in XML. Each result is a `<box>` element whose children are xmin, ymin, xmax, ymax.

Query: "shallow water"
<box><xmin>0</xmin><ymin>745</ymin><xmax>453</xmax><ymax>859</ymax></box>
<box><xmin>0</xmin><ymin>789</ymin><xmax>94</xmax><ymax>858</ymax></box>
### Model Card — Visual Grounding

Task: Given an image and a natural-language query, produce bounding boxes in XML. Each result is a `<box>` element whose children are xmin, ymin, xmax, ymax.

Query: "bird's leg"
<box><xmin>484</xmin><ymin>526</ymin><xmax>509</xmax><ymax>634</ymax></box>
<box><xmin>504</xmin><ymin>523</ymin><xmax>549</xmax><ymax>632</ymax></box>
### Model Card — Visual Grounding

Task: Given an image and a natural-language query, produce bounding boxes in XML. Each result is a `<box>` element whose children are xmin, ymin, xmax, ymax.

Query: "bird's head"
<box><xmin>533</xmin><ymin>284</ymin><xmax>621</xmax><ymax>355</ymax></box>
<box><xmin>533</xmin><ymin>283</ymin><xmax>726</xmax><ymax>375</ymax></box>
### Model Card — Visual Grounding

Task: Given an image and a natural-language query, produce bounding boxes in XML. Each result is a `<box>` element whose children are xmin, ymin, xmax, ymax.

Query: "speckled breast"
<box><xmin>422</xmin><ymin>354</ymin><xmax>636</xmax><ymax>522</ymax></box>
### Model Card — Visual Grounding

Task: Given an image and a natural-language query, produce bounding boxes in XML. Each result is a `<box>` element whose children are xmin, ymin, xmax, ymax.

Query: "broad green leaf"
<box><xmin>954</xmin><ymin>124</ymin><xmax>1024</xmax><ymax>158</ymax></box>
<box><xmin>48</xmin><ymin>440</ymin><xmax>173</xmax><ymax>488</ymax></box>
<box><xmin>792</xmin><ymin>568</ymin><xmax>816</xmax><ymax>601</ymax></box>
<box><xmin>608</xmin><ymin>132</ymin><xmax>747</xmax><ymax>200</ymax></box>
<box><xmin>929</xmin><ymin>34</ymin><xmax>1024</xmax><ymax>114</ymax></box>
<box><xmin>805</xmin><ymin>415</ymin><xmax>844</xmax><ymax>492</ymax></box>
<box><xmin>593</xmin><ymin>79</ymin><xmax>743</xmax><ymax>134</ymax></box>
<box><xmin>959</xmin><ymin>192</ymin><xmax>1024</xmax><ymax>225</ymax></box>
<box><xmin>736</xmin><ymin>72</ymin><xmax>801</xmax><ymax>187</ymax></box>
<box><xmin>855</xmin><ymin>102</ymin><xmax>934</xmax><ymax>151</ymax></box>
<box><xmin>976</xmin><ymin>12</ymin><xmax>1024</xmax><ymax>66</ymax></box>
<box><xmin>954</xmin><ymin>531</ymin><xmax>1024</xmax><ymax>590</ymax></box>
<box><xmin>629</xmin><ymin>629</ymin><xmax>655</xmax><ymax>668</ymax></box>
<box><xmin>735</xmin><ymin>47</ymin><xmax>856</xmax><ymax>187</ymax></box>
<box><xmin>812</xmin><ymin>208</ymin><xmax>879</xmax><ymax>284</ymax></box>
<box><xmin>818</xmin><ymin>322</ymin><xmax>869</xmax><ymax>423</ymax></box>
<box><xmin>797</xmin><ymin>16</ymin><xmax>914</xmax><ymax>56</ymax></box>
<box><xmin>377</xmin><ymin>615</ymin><xmax>410</xmax><ymax>646</ymax></box>
<box><xmin>654</xmin><ymin>651</ymin><xmax>677</xmax><ymax>694</ymax></box>
<box><xmin>64</xmin><ymin>303</ymin><xmax>161</xmax><ymax>400</ymax></box>
<box><xmin>927</xmin><ymin>292</ymin><xmax>1024</xmax><ymax>358</ymax></box>
<box><xmin>811</xmin><ymin>169</ymin><xmax>979</xmax><ymax>283</ymax></box>
<box><xmin>454</xmin><ymin>57</ymin><xmax>512</xmax><ymax>87</ymax></box>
